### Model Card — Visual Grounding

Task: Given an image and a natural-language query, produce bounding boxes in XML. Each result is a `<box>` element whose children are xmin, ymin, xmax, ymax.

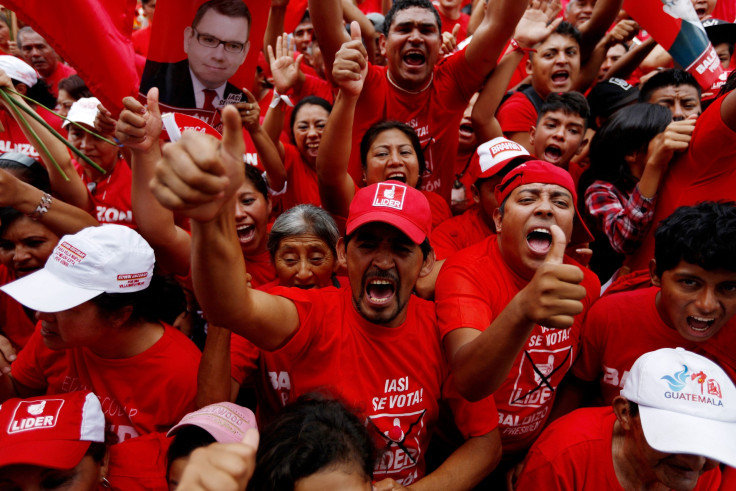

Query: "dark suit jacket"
<box><xmin>140</xmin><ymin>58</ymin><xmax>244</xmax><ymax>109</ymax></box>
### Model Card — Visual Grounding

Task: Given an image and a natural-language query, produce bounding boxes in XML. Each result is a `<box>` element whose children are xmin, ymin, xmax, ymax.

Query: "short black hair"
<box><xmin>360</xmin><ymin>121</ymin><xmax>426</xmax><ymax>188</ymax></box>
<box><xmin>58</xmin><ymin>75</ymin><xmax>93</xmax><ymax>100</ymax></box>
<box><xmin>538</xmin><ymin>91</ymin><xmax>590</xmax><ymax>130</ymax></box>
<box><xmin>192</xmin><ymin>0</ymin><xmax>251</xmax><ymax>32</ymax></box>
<box><xmin>383</xmin><ymin>0</ymin><xmax>441</xmax><ymax>37</ymax></box>
<box><xmin>166</xmin><ymin>426</ymin><xmax>217</xmax><ymax>480</ymax></box>
<box><xmin>654</xmin><ymin>201</ymin><xmax>736</xmax><ymax>277</ymax></box>
<box><xmin>91</xmin><ymin>274</ymin><xmax>186</xmax><ymax>325</ymax></box>
<box><xmin>639</xmin><ymin>68</ymin><xmax>701</xmax><ymax>103</ymax></box>
<box><xmin>553</xmin><ymin>20</ymin><xmax>582</xmax><ymax>46</ymax></box>
<box><xmin>248</xmin><ymin>393</ymin><xmax>375</xmax><ymax>491</ymax></box>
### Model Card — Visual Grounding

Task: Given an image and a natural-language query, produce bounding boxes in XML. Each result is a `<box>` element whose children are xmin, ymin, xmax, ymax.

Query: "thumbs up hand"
<box><xmin>332</xmin><ymin>21</ymin><xmax>368</xmax><ymax>97</ymax></box>
<box><xmin>518</xmin><ymin>225</ymin><xmax>586</xmax><ymax>329</ymax></box>
<box><xmin>151</xmin><ymin>105</ymin><xmax>245</xmax><ymax>222</ymax></box>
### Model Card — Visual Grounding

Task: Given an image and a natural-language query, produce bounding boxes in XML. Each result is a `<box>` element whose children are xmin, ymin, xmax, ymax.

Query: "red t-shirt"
<box><xmin>496</xmin><ymin>91</ymin><xmax>538</xmax><ymax>135</ymax></box>
<box><xmin>351</xmin><ymin>50</ymin><xmax>486</xmax><ymax>204</ymax></box>
<box><xmin>430</xmin><ymin>206</ymin><xmax>493</xmax><ymax>260</ymax></box>
<box><xmin>280</xmin><ymin>143</ymin><xmax>321</xmax><ymax>210</ymax></box>
<box><xmin>244</xmin><ymin>250</ymin><xmax>277</xmax><ymax>289</ymax></box>
<box><xmin>436</xmin><ymin>8</ymin><xmax>471</xmax><ymax>42</ymax></box>
<box><xmin>76</xmin><ymin>158</ymin><xmax>136</xmax><ymax>229</ymax></box>
<box><xmin>515</xmin><ymin>407</ymin><xmax>722</xmax><ymax>491</ymax></box>
<box><xmin>435</xmin><ymin>235</ymin><xmax>600</xmax><ymax>453</ymax></box>
<box><xmin>236</xmin><ymin>286</ymin><xmax>497</xmax><ymax>486</ymax></box>
<box><xmin>0</xmin><ymin>265</ymin><xmax>35</xmax><ymax>350</ymax></box>
<box><xmin>0</xmin><ymin>111</ymin><xmax>41</xmax><ymax>159</ymax></box>
<box><xmin>626</xmin><ymin>95</ymin><xmax>736</xmax><ymax>272</ymax></box>
<box><xmin>573</xmin><ymin>287</ymin><xmax>736</xmax><ymax>404</ymax></box>
<box><xmin>423</xmin><ymin>189</ymin><xmax>452</xmax><ymax>230</ymax></box>
<box><xmin>43</xmin><ymin>63</ymin><xmax>77</xmax><ymax>99</ymax></box>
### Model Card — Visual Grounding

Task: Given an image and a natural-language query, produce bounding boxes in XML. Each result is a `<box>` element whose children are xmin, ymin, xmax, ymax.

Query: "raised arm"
<box><xmin>116</xmin><ymin>88</ymin><xmax>192</xmax><ymax>276</ymax></box>
<box><xmin>151</xmin><ymin>106</ymin><xmax>299</xmax><ymax>350</ymax></box>
<box><xmin>316</xmin><ymin>23</ymin><xmax>366</xmax><ymax>218</ymax></box>
<box><xmin>0</xmin><ymin>69</ymin><xmax>90</xmax><ymax>211</ymax></box>
<box><xmin>721</xmin><ymin>80</ymin><xmax>736</xmax><ymax>132</ymax></box>
<box><xmin>234</xmin><ymin>88</ymin><xmax>287</xmax><ymax>192</ymax></box>
<box><xmin>463</xmin><ymin>0</ymin><xmax>532</xmax><ymax>77</ymax></box>
<box><xmin>472</xmin><ymin>2</ymin><xmax>563</xmax><ymax>142</ymax></box>
<box><xmin>309</xmin><ymin>0</ymin><xmax>350</xmax><ymax>83</ymax></box>
<box><xmin>577</xmin><ymin>0</ymin><xmax>623</xmax><ymax>61</ymax></box>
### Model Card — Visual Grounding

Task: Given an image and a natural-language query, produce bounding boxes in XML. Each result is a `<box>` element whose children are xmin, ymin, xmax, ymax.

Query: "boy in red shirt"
<box><xmin>573</xmin><ymin>201</ymin><xmax>736</xmax><ymax>404</ymax></box>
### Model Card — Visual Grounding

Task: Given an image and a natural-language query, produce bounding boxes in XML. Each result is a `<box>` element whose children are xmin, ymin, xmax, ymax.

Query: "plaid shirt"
<box><xmin>584</xmin><ymin>181</ymin><xmax>656</xmax><ymax>254</ymax></box>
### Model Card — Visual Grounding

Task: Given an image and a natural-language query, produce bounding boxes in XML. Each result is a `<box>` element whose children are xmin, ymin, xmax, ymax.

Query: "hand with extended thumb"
<box><xmin>332</xmin><ymin>21</ymin><xmax>368</xmax><ymax>97</ymax></box>
<box><xmin>152</xmin><ymin>105</ymin><xmax>244</xmax><ymax>223</ymax></box>
<box><xmin>520</xmin><ymin>225</ymin><xmax>586</xmax><ymax>329</ymax></box>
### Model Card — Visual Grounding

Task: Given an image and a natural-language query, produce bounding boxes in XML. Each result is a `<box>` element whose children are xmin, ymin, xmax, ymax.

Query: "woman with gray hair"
<box><xmin>266</xmin><ymin>204</ymin><xmax>340</xmax><ymax>290</ymax></box>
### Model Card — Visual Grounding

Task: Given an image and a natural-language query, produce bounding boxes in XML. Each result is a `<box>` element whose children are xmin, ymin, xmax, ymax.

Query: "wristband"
<box><xmin>509</xmin><ymin>38</ymin><xmax>536</xmax><ymax>54</ymax></box>
<box><xmin>269</xmin><ymin>89</ymin><xmax>294</xmax><ymax>109</ymax></box>
<box><xmin>27</xmin><ymin>192</ymin><xmax>52</xmax><ymax>220</ymax></box>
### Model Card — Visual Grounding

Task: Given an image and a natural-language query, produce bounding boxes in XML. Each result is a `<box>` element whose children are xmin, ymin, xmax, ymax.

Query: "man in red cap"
<box><xmin>150</xmin><ymin>106</ymin><xmax>501</xmax><ymax>490</ymax></box>
<box><xmin>435</xmin><ymin>160</ymin><xmax>601</xmax><ymax>481</ymax></box>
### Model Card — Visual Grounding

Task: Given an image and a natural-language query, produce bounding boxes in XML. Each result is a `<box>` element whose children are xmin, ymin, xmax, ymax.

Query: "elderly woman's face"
<box><xmin>274</xmin><ymin>234</ymin><xmax>336</xmax><ymax>289</ymax></box>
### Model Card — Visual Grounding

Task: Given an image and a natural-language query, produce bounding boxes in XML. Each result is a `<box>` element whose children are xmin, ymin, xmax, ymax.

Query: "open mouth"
<box><xmin>294</xmin><ymin>284</ymin><xmax>316</xmax><ymax>290</ymax></box>
<box><xmin>459</xmin><ymin>122</ymin><xmax>474</xmax><ymax>138</ymax></box>
<box><xmin>305</xmin><ymin>141</ymin><xmax>320</xmax><ymax>157</ymax></box>
<box><xmin>543</xmin><ymin>145</ymin><xmax>563</xmax><ymax>163</ymax></box>
<box><xmin>527</xmin><ymin>228</ymin><xmax>552</xmax><ymax>254</ymax></box>
<box><xmin>236</xmin><ymin>224</ymin><xmax>256</xmax><ymax>244</ymax></box>
<box><xmin>686</xmin><ymin>315</ymin><xmax>716</xmax><ymax>334</ymax></box>
<box><xmin>695</xmin><ymin>7</ymin><xmax>707</xmax><ymax>17</ymax></box>
<box><xmin>365</xmin><ymin>278</ymin><xmax>396</xmax><ymax>306</ymax></box>
<box><xmin>386</xmin><ymin>172</ymin><xmax>407</xmax><ymax>183</ymax></box>
<box><xmin>403</xmin><ymin>50</ymin><xmax>426</xmax><ymax>67</ymax></box>
<box><xmin>551</xmin><ymin>70</ymin><xmax>570</xmax><ymax>85</ymax></box>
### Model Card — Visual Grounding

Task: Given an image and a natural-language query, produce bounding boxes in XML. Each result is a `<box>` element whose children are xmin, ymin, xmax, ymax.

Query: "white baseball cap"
<box><xmin>472</xmin><ymin>137</ymin><xmax>533</xmax><ymax>181</ymax></box>
<box><xmin>1</xmin><ymin>225</ymin><xmax>155</xmax><ymax>313</ymax></box>
<box><xmin>621</xmin><ymin>348</ymin><xmax>736</xmax><ymax>467</ymax></box>
<box><xmin>0</xmin><ymin>55</ymin><xmax>37</xmax><ymax>87</ymax></box>
<box><xmin>62</xmin><ymin>97</ymin><xmax>101</xmax><ymax>128</ymax></box>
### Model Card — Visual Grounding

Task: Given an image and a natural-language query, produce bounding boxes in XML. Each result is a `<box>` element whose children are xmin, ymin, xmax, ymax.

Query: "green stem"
<box><xmin>5</xmin><ymin>87</ymin><xmax>119</xmax><ymax>147</ymax></box>
<box><xmin>0</xmin><ymin>89</ymin><xmax>107</xmax><ymax>174</ymax></box>
<box><xmin>0</xmin><ymin>90</ymin><xmax>70</xmax><ymax>181</ymax></box>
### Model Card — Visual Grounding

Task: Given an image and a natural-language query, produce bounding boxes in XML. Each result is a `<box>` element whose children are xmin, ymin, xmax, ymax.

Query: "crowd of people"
<box><xmin>0</xmin><ymin>0</ymin><xmax>735</xmax><ymax>489</ymax></box>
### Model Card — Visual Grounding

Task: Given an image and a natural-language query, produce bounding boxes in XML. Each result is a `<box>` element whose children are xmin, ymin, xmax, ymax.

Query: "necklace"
<box><xmin>386</xmin><ymin>71</ymin><xmax>434</xmax><ymax>94</ymax></box>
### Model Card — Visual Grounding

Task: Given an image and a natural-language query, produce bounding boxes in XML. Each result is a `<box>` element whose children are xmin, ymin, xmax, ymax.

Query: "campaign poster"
<box><xmin>623</xmin><ymin>0</ymin><xmax>724</xmax><ymax>88</ymax></box>
<box><xmin>139</xmin><ymin>0</ymin><xmax>270</xmax><ymax>131</ymax></box>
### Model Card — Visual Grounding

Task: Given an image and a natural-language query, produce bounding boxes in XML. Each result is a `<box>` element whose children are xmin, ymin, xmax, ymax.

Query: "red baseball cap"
<box><xmin>346</xmin><ymin>182</ymin><xmax>431</xmax><ymax>244</ymax></box>
<box><xmin>0</xmin><ymin>391</ymin><xmax>106</xmax><ymax>469</ymax></box>
<box><xmin>494</xmin><ymin>160</ymin><xmax>593</xmax><ymax>244</ymax></box>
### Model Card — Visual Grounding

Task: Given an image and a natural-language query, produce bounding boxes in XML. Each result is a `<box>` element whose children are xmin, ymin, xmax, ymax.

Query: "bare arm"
<box><xmin>463</xmin><ymin>0</ymin><xmax>531</xmax><ymax>77</ymax></box>
<box><xmin>151</xmin><ymin>106</ymin><xmax>300</xmax><ymax>350</ymax></box>
<box><xmin>309</xmin><ymin>0</ymin><xmax>350</xmax><ymax>84</ymax></box>
<box><xmin>637</xmin><ymin>116</ymin><xmax>696</xmax><ymax>198</ymax></box>
<box><xmin>342</xmin><ymin>0</ymin><xmax>377</xmax><ymax>63</ymax></box>
<box><xmin>720</xmin><ymin>81</ymin><xmax>736</xmax><ymax>132</ymax></box>
<box><xmin>263</xmin><ymin>0</ymin><xmax>289</xmax><ymax>60</ymax></box>
<box><xmin>467</xmin><ymin>0</ymin><xmax>486</xmax><ymax>37</ymax></box>
<box><xmin>116</xmin><ymin>89</ymin><xmax>192</xmax><ymax>276</ymax></box>
<box><xmin>578</xmin><ymin>0</ymin><xmax>624</xmax><ymax>61</ymax></box>
<box><xmin>0</xmin><ymin>69</ymin><xmax>90</xmax><ymax>211</ymax></box>
<box><xmin>444</xmin><ymin>226</ymin><xmax>586</xmax><ymax>401</ymax></box>
<box><xmin>472</xmin><ymin>2</ymin><xmax>563</xmax><ymax>142</ymax></box>
<box><xmin>603</xmin><ymin>37</ymin><xmax>657</xmax><ymax>82</ymax></box>
<box><xmin>196</xmin><ymin>324</ymin><xmax>240</xmax><ymax>408</ymax></box>
<box><xmin>317</xmin><ymin>23</ymin><xmax>367</xmax><ymax>217</ymax></box>
<box><xmin>235</xmin><ymin>88</ymin><xmax>287</xmax><ymax>192</ymax></box>
<box><xmin>575</xmin><ymin>19</ymin><xmax>638</xmax><ymax>92</ymax></box>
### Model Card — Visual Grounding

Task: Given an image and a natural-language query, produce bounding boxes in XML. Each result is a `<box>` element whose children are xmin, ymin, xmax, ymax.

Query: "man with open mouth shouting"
<box><xmin>572</xmin><ymin>201</ymin><xmax>736</xmax><ymax>405</ymax></box>
<box><xmin>435</xmin><ymin>160</ymin><xmax>601</xmax><ymax>485</ymax></box>
<box><xmin>151</xmin><ymin>106</ymin><xmax>502</xmax><ymax>490</ymax></box>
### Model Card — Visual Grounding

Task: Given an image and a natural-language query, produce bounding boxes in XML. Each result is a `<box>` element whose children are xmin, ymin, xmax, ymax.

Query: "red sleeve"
<box><xmin>571</xmin><ymin>298</ymin><xmax>608</xmax><ymax>382</ymax></box>
<box><xmin>443</xmin><ymin>374</ymin><xmax>498</xmax><ymax>438</ymax></box>
<box><xmin>431</xmin><ymin>220</ymin><xmax>463</xmax><ymax>261</ymax></box>
<box><xmin>688</xmin><ymin>96</ymin><xmax>736</xmax><ymax>175</ymax></box>
<box><xmin>497</xmin><ymin>92</ymin><xmax>538</xmax><ymax>134</ymax></box>
<box><xmin>230</xmin><ymin>334</ymin><xmax>261</xmax><ymax>386</ymax></box>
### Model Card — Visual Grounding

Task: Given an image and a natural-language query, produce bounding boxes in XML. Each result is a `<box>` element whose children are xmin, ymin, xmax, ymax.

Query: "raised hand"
<box><xmin>646</xmin><ymin>115</ymin><xmax>696</xmax><ymax>169</ymax></box>
<box><xmin>151</xmin><ymin>105</ymin><xmax>245</xmax><ymax>222</ymax></box>
<box><xmin>440</xmin><ymin>23</ymin><xmax>461</xmax><ymax>57</ymax></box>
<box><xmin>519</xmin><ymin>225</ymin><xmax>586</xmax><ymax>329</ymax></box>
<box><xmin>115</xmin><ymin>88</ymin><xmax>163</xmax><ymax>153</ymax></box>
<box><xmin>332</xmin><ymin>21</ymin><xmax>368</xmax><ymax>97</ymax></box>
<box><xmin>0</xmin><ymin>335</ymin><xmax>16</xmax><ymax>377</ymax></box>
<box><xmin>233</xmin><ymin>88</ymin><xmax>261</xmax><ymax>134</ymax></box>
<box><xmin>267</xmin><ymin>34</ymin><xmax>303</xmax><ymax>94</ymax></box>
<box><xmin>513</xmin><ymin>0</ymin><xmax>563</xmax><ymax>49</ymax></box>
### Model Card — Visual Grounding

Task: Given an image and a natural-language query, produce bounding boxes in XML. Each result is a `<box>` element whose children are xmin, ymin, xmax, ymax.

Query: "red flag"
<box><xmin>284</xmin><ymin>0</ymin><xmax>310</xmax><ymax>34</ymax></box>
<box><xmin>5</xmin><ymin>0</ymin><xmax>140</xmax><ymax>115</ymax></box>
